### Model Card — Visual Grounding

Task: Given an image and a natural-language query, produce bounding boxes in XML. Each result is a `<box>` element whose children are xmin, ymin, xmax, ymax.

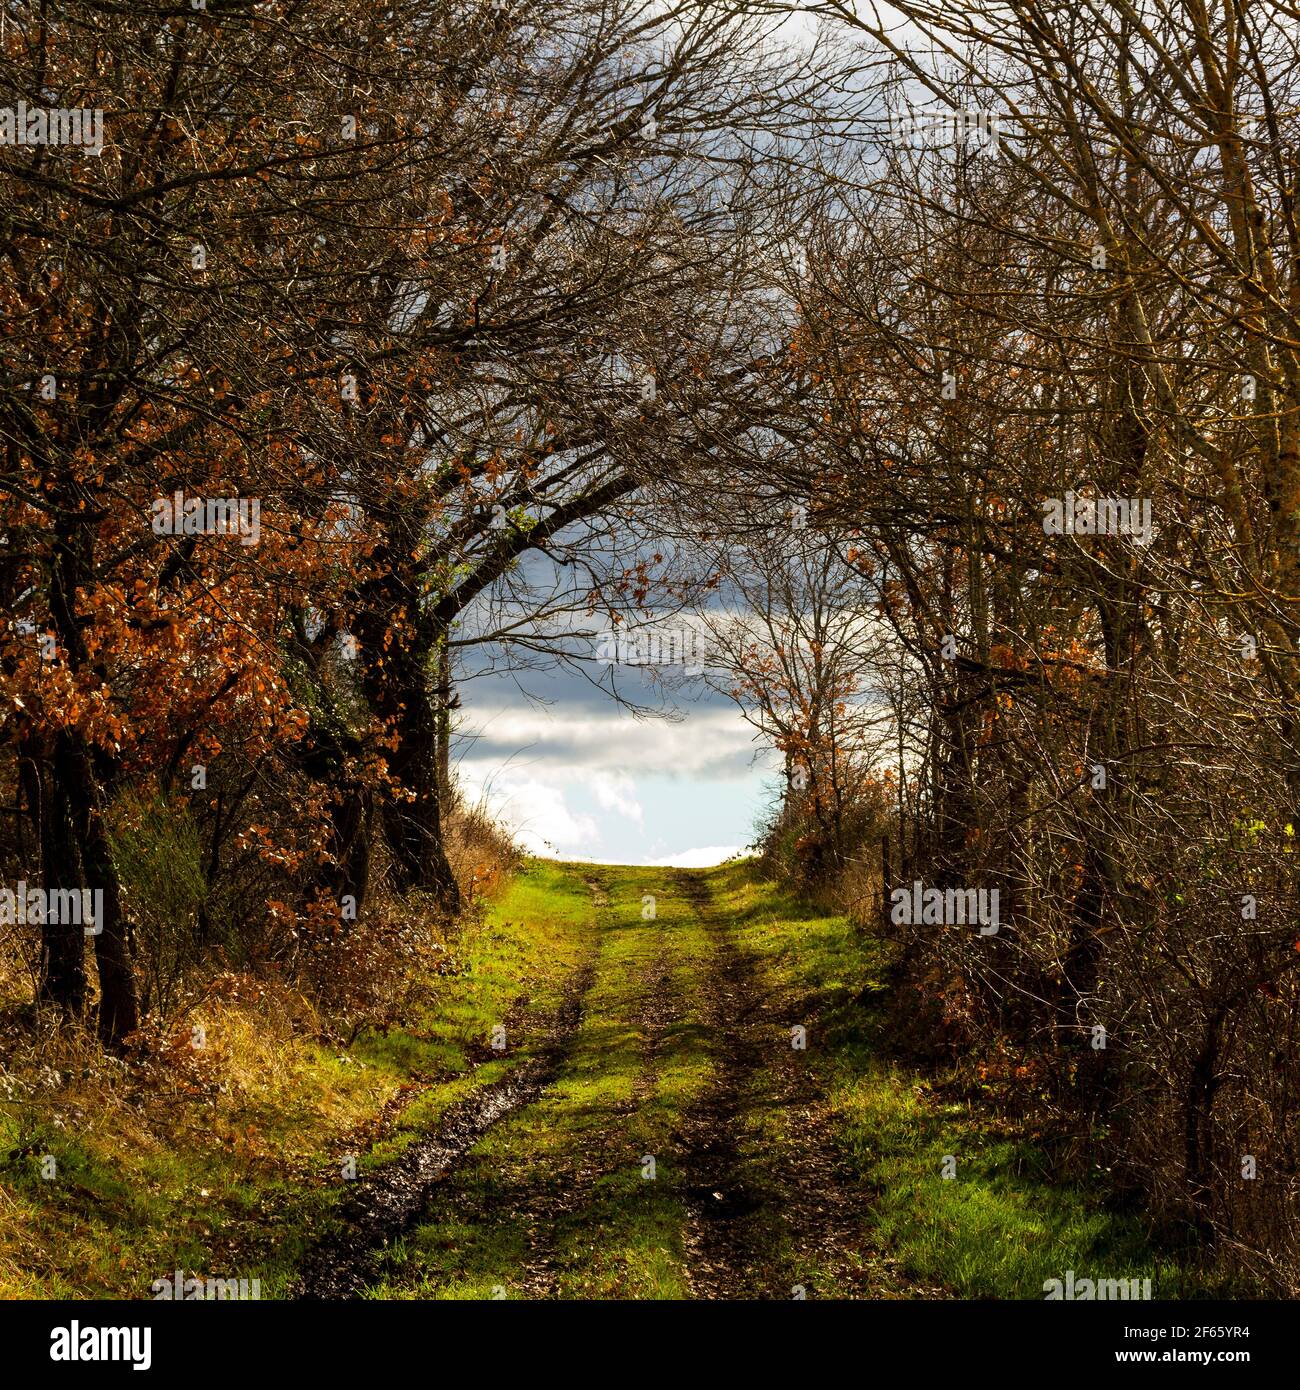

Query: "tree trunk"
<box><xmin>435</xmin><ymin>638</ymin><xmax>452</xmax><ymax>813</ymax></box>
<box><xmin>355</xmin><ymin>604</ymin><xmax>460</xmax><ymax>911</ymax></box>
<box><xmin>60</xmin><ymin>731</ymin><xmax>139</xmax><ymax>1048</ymax></box>
<box><xmin>28</xmin><ymin>735</ymin><xmax>87</xmax><ymax>1019</ymax></box>
<box><xmin>330</xmin><ymin>785</ymin><xmax>374</xmax><ymax>914</ymax></box>
<box><xmin>379</xmin><ymin>686</ymin><xmax>460</xmax><ymax>911</ymax></box>
<box><xmin>352</xmin><ymin>514</ymin><xmax>461</xmax><ymax>912</ymax></box>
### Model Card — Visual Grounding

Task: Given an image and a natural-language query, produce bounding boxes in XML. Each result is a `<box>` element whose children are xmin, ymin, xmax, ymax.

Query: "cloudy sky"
<box><xmin>453</xmin><ymin>654</ymin><xmax>780</xmax><ymax>867</ymax></box>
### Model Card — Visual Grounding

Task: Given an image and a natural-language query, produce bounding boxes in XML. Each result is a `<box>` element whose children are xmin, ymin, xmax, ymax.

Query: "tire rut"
<box><xmin>507</xmin><ymin>894</ymin><xmax>679</xmax><ymax>1298</ymax></box>
<box><xmin>673</xmin><ymin>868</ymin><xmax>925</xmax><ymax>1299</ymax></box>
<box><xmin>673</xmin><ymin>869</ymin><xmax>768</xmax><ymax>1299</ymax></box>
<box><xmin>292</xmin><ymin>957</ymin><xmax>594</xmax><ymax>1300</ymax></box>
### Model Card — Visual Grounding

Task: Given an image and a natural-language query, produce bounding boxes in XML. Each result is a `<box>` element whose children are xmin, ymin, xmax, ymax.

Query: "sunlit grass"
<box><xmin>712</xmin><ymin>858</ymin><xmax>1204</xmax><ymax>1299</ymax></box>
<box><xmin>0</xmin><ymin>861</ymin><xmax>597</xmax><ymax>1299</ymax></box>
<box><xmin>370</xmin><ymin>866</ymin><xmax>712</xmax><ymax>1300</ymax></box>
<box><xmin>0</xmin><ymin>855</ymin><xmax>1212</xmax><ymax>1300</ymax></box>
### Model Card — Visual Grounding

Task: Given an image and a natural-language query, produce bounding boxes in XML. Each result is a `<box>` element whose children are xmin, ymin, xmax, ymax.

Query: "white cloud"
<box><xmin>459</xmin><ymin>702</ymin><xmax>768</xmax><ymax>779</ymax></box>
<box><xmin>588</xmin><ymin>770</ymin><xmax>643</xmax><ymax>825</ymax></box>
<box><xmin>454</xmin><ymin>690</ymin><xmax>779</xmax><ymax>864</ymax></box>
<box><xmin>648</xmin><ymin>845</ymin><xmax>755</xmax><ymax>868</ymax></box>
<box><xmin>466</xmin><ymin>774</ymin><xmax>599</xmax><ymax>857</ymax></box>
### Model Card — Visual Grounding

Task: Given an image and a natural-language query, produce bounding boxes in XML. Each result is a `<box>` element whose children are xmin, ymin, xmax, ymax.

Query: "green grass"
<box><xmin>350</xmin><ymin>860</ymin><xmax>596</xmax><ymax>1171</ymax></box>
<box><xmin>0</xmin><ymin>861</ymin><xmax>597</xmax><ymax>1299</ymax></box>
<box><xmin>711</xmin><ymin>859</ymin><xmax>1201</xmax><ymax>1298</ymax></box>
<box><xmin>366</xmin><ymin>866</ymin><xmax>715</xmax><ymax>1299</ymax></box>
<box><xmin>2</xmin><ymin>855</ymin><xmax>1211</xmax><ymax>1300</ymax></box>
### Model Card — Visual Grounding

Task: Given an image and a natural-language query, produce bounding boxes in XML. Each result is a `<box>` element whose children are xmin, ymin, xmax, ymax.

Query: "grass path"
<box><xmin>343</xmin><ymin>859</ymin><xmax>1189</xmax><ymax>1300</ymax></box>
<box><xmin>355</xmin><ymin>864</ymin><xmax>919</xmax><ymax>1299</ymax></box>
<box><xmin>2</xmin><ymin>857</ymin><xmax>1190</xmax><ymax>1299</ymax></box>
